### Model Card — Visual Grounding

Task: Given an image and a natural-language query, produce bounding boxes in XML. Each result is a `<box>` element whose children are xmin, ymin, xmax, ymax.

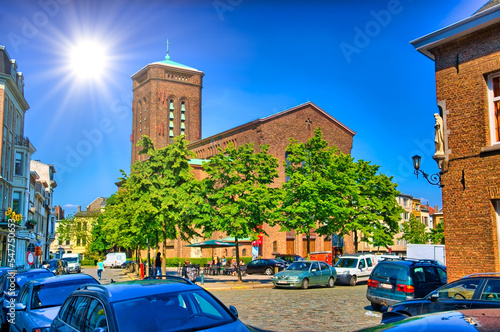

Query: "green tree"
<box><xmin>281</xmin><ymin>128</ymin><xmax>357</xmax><ymax>255</ymax></box>
<box><xmin>199</xmin><ymin>142</ymin><xmax>281</xmax><ymax>281</ymax></box>
<box><xmin>400</xmin><ymin>213</ymin><xmax>429</xmax><ymax>244</ymax></box>
<box><xmin>280</xmin><ymin>128</ymin><xmax>403</xmax><ymax>254</ymax></box>
<box><xmin>89</xmin><ymin>213</ymin><xmax>111</xmax><ymax>255</ymax></box>
<box><xmin>429</xmin><ymin>222</ymin><xmax>445</xmax><ymax>244</ymax></box>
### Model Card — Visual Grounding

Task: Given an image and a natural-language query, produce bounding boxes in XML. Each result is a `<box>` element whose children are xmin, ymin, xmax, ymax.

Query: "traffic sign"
<box><xmin>27</xmin><ymin>252</ymin><xmax>34</xmax><ymax>265</ymax></box>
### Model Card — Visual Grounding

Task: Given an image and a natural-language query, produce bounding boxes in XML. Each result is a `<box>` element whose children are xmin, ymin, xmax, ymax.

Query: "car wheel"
<box><xmin>349</xmin><ymin>275</ymin><xmax>357</xmax><ymax>286</ymax></box>
<box><xmin>265</xmin><ymin>267</ymin><xmax>273</xmax><ymax>275</ymax></box>
<box><xmin>327</xmin><ymin>277</ymin><xmax>335</xmax><ymax>288</ymax></box>
<box><xmin>371</xmin><ymin>302</ymin><xmax>383</xmax><ymax>311</ymax></box>
<box><xmin>301</xmin><ymin>278</ymin><xmax>309</xmax><ymax>289</ymax></box>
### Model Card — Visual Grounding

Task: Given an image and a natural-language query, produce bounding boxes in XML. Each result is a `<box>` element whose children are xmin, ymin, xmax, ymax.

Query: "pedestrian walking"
<box><xmin>96</xmin><ymin>259</ymin><xmax>104</xmax><ymax>280</ymax></box>
<box><xmin>155</xmin><ymin>252</ymin><xmax>162</xmax><ymax>277</ymax></box>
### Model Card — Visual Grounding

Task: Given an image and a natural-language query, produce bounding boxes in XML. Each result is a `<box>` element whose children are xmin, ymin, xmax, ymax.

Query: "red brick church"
<box><xmin>130</xmin><ymin>50</ymin><xmax>356</xmax><ymax>259</ymax></box>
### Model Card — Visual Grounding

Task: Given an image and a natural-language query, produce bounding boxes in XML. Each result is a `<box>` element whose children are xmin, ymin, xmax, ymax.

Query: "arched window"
<box><xmin>169</xmin><ymin>99</ymin><xmax>174</xmax><ymax>137</ymax></box>
<box><xmin>180</xmin><ymin>101</ymin><xmax>186</xmax><ymax>135</ymax></box>
<box><xmin>242</xmin><ymin>249</ymin><xmax>247</xmax><ymax>257</ymax></box>
<box><xmin>273</xmin><ymin>241</ymin><xmax>278</xmax><ymax>253</ymax></box>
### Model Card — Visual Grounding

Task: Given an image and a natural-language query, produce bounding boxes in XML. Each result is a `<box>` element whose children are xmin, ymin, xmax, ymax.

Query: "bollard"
<box><xmin>140</xmin><ymin>263</ymin><xmax>144</xmax><ymax>280</ymax></box>
<box><xmin>275</xmin><ymin>266</ymin><xmax>278</xmax><ymax>274</ymax></box>
<box><xmin>201</xmin><ymin>272</ymin><xmax>204</xmax><ymax>285</ymax></box>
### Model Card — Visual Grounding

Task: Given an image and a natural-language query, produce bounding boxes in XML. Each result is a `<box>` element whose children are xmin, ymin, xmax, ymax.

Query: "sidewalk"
<box><xmin>123</xmin><ymin>267</ymin><xmax>275</xmax><ymax>291</ymax></box>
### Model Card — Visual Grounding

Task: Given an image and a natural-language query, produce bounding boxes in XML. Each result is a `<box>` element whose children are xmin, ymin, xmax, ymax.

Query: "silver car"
<box><xmin>11</xmin><ymin>274</ymin><xmax>99</xmax><ymax>332</ymax></box>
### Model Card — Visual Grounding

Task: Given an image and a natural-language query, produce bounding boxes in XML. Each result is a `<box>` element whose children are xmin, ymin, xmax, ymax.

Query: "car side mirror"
<box><xmin>430</xmin><ymin>293</ymin><xmax>439</xmax><ymax>303</ymax></box>
<box><xmin>229</xmin><ymin>305</ymin><xmax>238</xmax><ymax>318</ymax></box>
<box><xmin>14</xmin><ymin>303</ymin><xmax>26</xmax><ymax>311</ymax></box>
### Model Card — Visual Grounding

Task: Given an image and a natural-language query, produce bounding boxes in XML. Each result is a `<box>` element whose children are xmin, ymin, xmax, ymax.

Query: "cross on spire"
<box><xmin>164</xmin><ymin>39</ymin><xmax>172</xmax><ymax>60</ymax></box>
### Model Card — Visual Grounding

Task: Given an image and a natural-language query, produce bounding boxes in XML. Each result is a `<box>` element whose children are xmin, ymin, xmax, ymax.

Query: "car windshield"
<box><xmin>63</xmin><ymin>257</ymin><xmax>78</xmax><ymax>263</ymax></box>
<box><xmin>32</xmin><ymin>279</ymin><xmax>97</xmax><ymax>309</ymax></box>
<box><xmin>113</xmin><ymin>290</ymin><xmax>235</xmax><ymax>332</ymax></box>
<box><xmin>287</xmin><ymin>262</ymin><xmax>311</xmax><ymax>271</ymax></box>
<box><xmin>335</xmin><ymin>258</ymin><xmax>358</xmax><ymax>268</ymax></box>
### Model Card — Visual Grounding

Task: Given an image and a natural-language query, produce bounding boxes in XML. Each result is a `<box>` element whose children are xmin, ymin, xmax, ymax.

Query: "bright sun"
<box><xmin>68</xmin><ymin>40</ymin><xmax>108</xmax><ymax>80</ymax></box>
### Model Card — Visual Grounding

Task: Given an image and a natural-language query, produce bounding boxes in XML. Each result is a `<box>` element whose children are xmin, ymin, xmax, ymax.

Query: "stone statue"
<box><xmin>434</xmin><ymin>113</ymin><xmax>444</xmax><ymax>155</ymax></box>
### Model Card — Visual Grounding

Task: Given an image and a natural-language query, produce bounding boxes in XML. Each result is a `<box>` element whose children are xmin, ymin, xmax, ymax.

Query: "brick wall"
<box><xmin>431</xmin><ymin>23</ymin><xmax>500</xmax><ymax>281</ymax></box>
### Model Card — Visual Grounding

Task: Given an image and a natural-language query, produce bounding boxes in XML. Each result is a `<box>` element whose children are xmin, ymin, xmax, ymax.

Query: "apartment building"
<box><xmin>0</xmin><ymin>46</ymin><xmax>36</xmax><ymax>268</ymax></box>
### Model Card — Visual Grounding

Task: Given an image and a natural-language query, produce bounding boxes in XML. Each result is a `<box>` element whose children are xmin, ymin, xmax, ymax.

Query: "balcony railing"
<box><xmin>14</xmin><ymin>136</ymin><xmax>30</xmax><ymax>148</ymax></box>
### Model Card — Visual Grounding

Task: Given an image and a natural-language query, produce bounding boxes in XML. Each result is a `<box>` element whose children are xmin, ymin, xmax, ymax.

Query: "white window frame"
<box><xmin>487</xmin><ymin>73</ymin><xmax>500</xmax><ymax>145</ymax></box>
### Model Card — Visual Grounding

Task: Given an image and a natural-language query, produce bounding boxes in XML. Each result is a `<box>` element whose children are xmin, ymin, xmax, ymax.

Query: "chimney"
<box><xmin>77</xmin><ymin>206</ymin><xmax>81</xmax><ymax>213</ymax></box>
<box><xmin>434</xmin><ymin>205</ymin><xmax>439</xmax><ymax>212</ymax></box>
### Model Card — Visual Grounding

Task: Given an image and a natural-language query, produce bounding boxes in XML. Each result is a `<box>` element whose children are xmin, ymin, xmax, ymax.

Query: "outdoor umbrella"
<box><xmin>186</xmin><ymin>240</ymin><xmax>236</xmax><ymax>258</ymax></box>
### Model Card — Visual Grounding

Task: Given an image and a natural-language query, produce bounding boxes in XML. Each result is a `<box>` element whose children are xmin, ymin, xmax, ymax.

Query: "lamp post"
<box><xmin>412</xmin><ymin>155</ymin><xmax>443</xmax><ymax>187</ymax></box>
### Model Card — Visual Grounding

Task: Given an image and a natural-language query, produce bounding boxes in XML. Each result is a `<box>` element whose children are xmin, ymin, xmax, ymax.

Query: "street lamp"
<box><xmin>412</xmin><ymin>155</ymin><xmax>443</xmax><ymax>187</ymax></box>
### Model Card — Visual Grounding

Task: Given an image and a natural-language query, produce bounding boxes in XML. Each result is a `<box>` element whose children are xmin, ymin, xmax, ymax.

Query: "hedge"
<box><xmin>139</xmin><ymin>257</ymin><xmax>253</xmax><ymax>267</ymax></box>
<box><xmin>81</xmin><ymin>259</ymin><xmax>98</xmax><ymax>266</ymax></box>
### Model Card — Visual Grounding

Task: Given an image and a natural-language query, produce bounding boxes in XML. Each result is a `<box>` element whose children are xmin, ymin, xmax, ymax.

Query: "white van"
<box><xmin>62</xmin><ymin>253</ymin><xmax>82</xmax><ymax>273</ymax></box>
<box><xmin>333</xmin><ymin>253</ymin><xmax>377</xmax><ymax>286</ymax></box>
<box><xmin>103</xmin><ymin>252</ymin><xmax>127</xmax><ymax>268</ymax></box>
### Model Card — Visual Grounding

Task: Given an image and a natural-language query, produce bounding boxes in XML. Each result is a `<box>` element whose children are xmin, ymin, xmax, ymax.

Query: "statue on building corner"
<box><xmin>434</xmin><ymin>113</ymin><xmax>445</xmax><ymax>155</ymax></box>
<box><xmin>433</xmin><ymin>113</ymin><xmax>445</xmax><ymax>172</ymax></box>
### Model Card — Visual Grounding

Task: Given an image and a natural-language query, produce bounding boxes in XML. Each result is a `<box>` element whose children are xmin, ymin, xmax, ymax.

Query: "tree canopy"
<box><xmin>199</xmin><ymin>142</ymin><xmax>280</xmax><ymax>281</ymax></box>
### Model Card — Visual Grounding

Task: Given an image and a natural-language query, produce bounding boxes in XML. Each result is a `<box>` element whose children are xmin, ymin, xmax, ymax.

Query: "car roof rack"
<box><xmin>143</xmin><ymin>275</ymin><xmax>195</xmax><ymax>285</ymax></box>
<box><xmin>77</xmin><ymin>284</ymin><xmax>112</xmax><ymax>297</ymax></box>
<box><xmin>462</xmin><ymin>272</ymin><xmax>500</xmax><ymax>278</ymax></box>
<box><xmin>400</xmin><ymin>258</ymin><xmax>442</xmax><ymax>265</ymax></box>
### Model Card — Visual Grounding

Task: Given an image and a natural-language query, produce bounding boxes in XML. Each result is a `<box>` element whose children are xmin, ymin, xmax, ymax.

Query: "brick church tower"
<box><xmin>130</xmin><ymin>47</ymin><xmax>204</xmax><ymax>163</ymax></box>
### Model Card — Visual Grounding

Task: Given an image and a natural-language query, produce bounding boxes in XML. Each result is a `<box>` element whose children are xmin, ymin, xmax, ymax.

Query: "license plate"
<box><xmin>380</xmin><ymin>283</ymin><xmax>392</xmax><ymax>289</ymax></box>
<box><xmin>277</xmin><ymin>281</ymin><xmax>288</xmax><ymax>284</ymax></box>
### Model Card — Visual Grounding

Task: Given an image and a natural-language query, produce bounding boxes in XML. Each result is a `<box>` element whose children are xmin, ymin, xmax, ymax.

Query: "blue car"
<box><xmin>0</xmin><ymin>268</ymin><xmax>54</xmax><ymax>331</ymax></box>
<box><xmin>12</xmin><ymin>273</ymin><xmax>99</xmax><ymax>332</ymax></box>
<box><xmin>51</xmin><ymin>277</ymin><xmax>263</xmax><ymax>332</ymax></box>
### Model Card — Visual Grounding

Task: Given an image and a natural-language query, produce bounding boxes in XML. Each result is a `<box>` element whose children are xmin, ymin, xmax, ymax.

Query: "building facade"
<box><xmin>130</xmin><ymin>52</ymin><xmax>356</xmax><ymax>259</ymax></box>
<box><xmin>0</xmin><ymin>46</ymin><xmax>36</xmax><ymax>268</ymax></box>
<box><xmin>412</xmin><ymin>1</ymin><xmax>500</xmax><ymax>280</ymax></box>
<box><xmin>50</xmin><ymin>197</ymin><xmax>106</xmax><ymax>257</ymax></box>
<box><xmin>30</xmin><ymin>160</ymin><xmax>57</xmax><ymax>263</ymax></box>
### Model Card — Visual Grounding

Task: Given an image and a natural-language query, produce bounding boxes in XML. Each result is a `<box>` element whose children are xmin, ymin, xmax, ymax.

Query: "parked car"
<box><xmin>62</xmin><ymin>253</ymin><xmax>82</xmax><ymax>273</ymax></box>
<box><xmin>11</xmin><ymin>273</ymin><xmax>99</xmax><ymax>332</ymax></box>
<box><xmin>51</xmin><ymin>277</ymin><xmax>262</xmax><ymax>332</ymax></box>
<box><xmin>103</xmin><ymin>252</ymin><xmax>127</xmax><ymax>268</ymax></box>
<box><xmin>360</xmin><ymin>308</ymin><xmax>500</xmax><ymax>332</ymax></box>
<box><xmin>273</xmin><ymin>254</ymin><xmax>304</xmax><ymax>266</ymax></box>
<box><xmin>0</xmin><ymin>269</ymin><xmax>54</xmax><ymax>331</ymax></box>
<box><xmin>272</xmin><ymin>260</ymin><xmax>337</xmax><ymax>289</ymax></box>
<box><xmin>382</xmin><ymin>272</ymin><xmax>500</xmax><ymax>323</ymax></box>
<box><xmin>366</xmin><ymin>258</ymin><xmax>447</xmax><ymax>311</ymax></box>
<box><xmin>246</xmin><ymin>259</ymin><xmax>286</xmax><ymax>275</ymax></box>
<box><xmin>120</xmin><ymin>260</ymin><xmax>136</xmax><ymax>269</ymax></box>
<box><xmin>42</xmin><ymin>259</ymin><xmax>65</xmax><ymax>275</ymax></box>
<box><xmin>334</xmin><ymin>253</ymin><xmax>378</xmax><ymax>285</ymax></box>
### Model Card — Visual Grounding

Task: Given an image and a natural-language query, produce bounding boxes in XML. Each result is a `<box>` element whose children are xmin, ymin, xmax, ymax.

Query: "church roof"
<box><xmin>188</xmin><ymin>101</ymin><xmax>355</xmax><ymax>149</ymax></box>
<box><xmin>154</xmin><ymin>54</ymin><xmax>200</xmax><ymax>72</ymax></box>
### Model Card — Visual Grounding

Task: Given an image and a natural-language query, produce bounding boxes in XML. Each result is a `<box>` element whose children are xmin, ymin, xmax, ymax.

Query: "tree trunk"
<box><xmin>235</xmin><ymin>238</ymin><xmax>242</xmax><ymax>282</ymax></box>
<box><xmin>162</xmin><ymin>221</ymin><xmax>167</xmax><ymax>274</ymax></box>
<box><xmin>306</xmin><ymin>233</ymin><xmax>311</xmax><ymax>257</ymax></box>
<box><xmin>354</xmin><ymin>229</ymin><xmax>359</xmax><ymax>253</ymax></box>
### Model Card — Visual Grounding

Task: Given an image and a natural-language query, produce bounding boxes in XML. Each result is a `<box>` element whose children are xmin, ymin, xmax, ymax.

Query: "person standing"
<box><xmin>155</xmin><ymin>252</ymin><xmax>162</xmax><ymax>277</ymax></box>
<box><xmin>96</xmin><ymin>259</ymin><xmax>104</xmax><ymax>280</ymax></box>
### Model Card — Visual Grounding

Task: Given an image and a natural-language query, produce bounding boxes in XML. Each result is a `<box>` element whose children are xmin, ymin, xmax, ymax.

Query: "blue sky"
<box><xmin>0</xmin><ymin>0</ymin><xmax>489</xmax><ymax>216</ymax></box>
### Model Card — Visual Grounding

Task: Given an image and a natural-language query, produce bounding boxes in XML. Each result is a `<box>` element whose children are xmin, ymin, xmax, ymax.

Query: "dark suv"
<box><xmin>382</xmin><ymin>272</ymin><xmax>500</xmax><ymax>323</ymax></box>
<box><xmin>366</xmin><ymin>258</ymin><xmax>447</xmax><ymax>311</ymax></box>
